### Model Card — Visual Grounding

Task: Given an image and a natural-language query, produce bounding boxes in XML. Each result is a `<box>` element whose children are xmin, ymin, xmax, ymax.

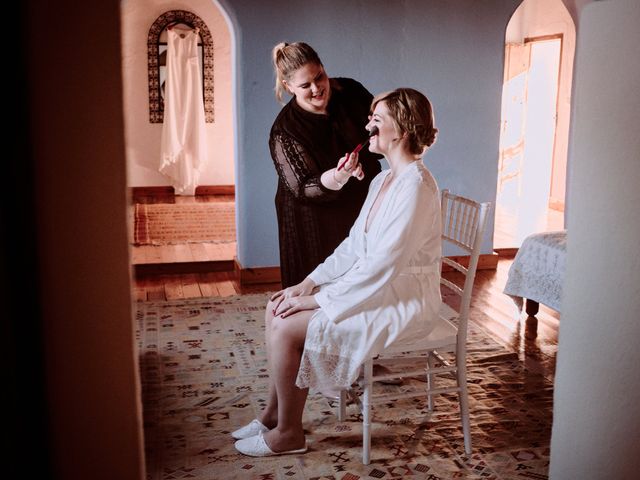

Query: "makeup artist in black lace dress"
<box><xmin>269</xmin><ymin>42</ymin><xmax>382</xmax><ymax>287</ymax></box>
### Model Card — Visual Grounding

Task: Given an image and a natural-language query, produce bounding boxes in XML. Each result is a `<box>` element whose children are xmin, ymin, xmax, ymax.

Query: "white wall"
<box><xmin>506</xmin><ymin>0</ymin><xmax>575</xmax><ymax>207</ymax></box>
<box><xmin>122</xmin><ymin>0</ymin><xmax>234</xmax><ymax>187</ymax></box>
<box><xmin>550</xmin><ymin>0</ymin><xmax>640</xmax><ymax>478</ymax></box>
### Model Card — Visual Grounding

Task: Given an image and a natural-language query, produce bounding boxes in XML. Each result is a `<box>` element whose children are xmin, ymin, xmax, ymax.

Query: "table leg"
<box><xmin>525</xmin><ymin>299</ymin><xmax>539</xmax><ymax>316</ymax></box>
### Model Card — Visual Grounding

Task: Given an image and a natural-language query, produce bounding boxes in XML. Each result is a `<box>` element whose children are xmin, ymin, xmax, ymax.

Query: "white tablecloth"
<box><xmin>503</xmin><ymin>230</ymin><xmax>567</xmax><ymax>312</ymax></box>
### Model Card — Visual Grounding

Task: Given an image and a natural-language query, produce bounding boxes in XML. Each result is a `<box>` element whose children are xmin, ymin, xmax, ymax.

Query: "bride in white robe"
<box><xmin>297</xmin><ymin>158</ymin><xmax>441</xmax><ymax>390</ymax></box>
<box><xmin>234</xmin><ymin>88</ymin><xmax>443</xmax><ymax>457</ymax></box>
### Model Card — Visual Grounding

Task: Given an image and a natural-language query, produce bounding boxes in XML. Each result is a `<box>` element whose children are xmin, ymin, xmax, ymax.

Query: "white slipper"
<box><xmin>230</xmin><ymin>419</ymin><xmax>270</xmax><ymax>440</ymax></box>
<box><xmin>234</xmin><ymin>432</ymin><xmax>307</xmax><ymax>457</ymax></box>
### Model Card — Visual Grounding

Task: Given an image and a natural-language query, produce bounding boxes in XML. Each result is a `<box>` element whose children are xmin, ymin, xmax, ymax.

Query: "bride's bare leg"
<box><xmin>257</xmin><ymin>300</ymin><xmax>279</xmax><ymax>428</ymax></box>
<box><xmin>262</xmin><ymin>309</ymin><xmax>314</xmax><ymax>452</ymax></box>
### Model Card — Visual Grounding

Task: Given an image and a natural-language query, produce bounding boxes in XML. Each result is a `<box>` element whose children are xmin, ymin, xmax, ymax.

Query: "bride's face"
<box><xmin>366</xmin><ymin>101</ymin><xmax>400</xmax><ymax>155</ymax></box>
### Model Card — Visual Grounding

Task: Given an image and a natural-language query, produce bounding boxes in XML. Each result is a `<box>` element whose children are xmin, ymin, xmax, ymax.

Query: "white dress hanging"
<box><xmin>160</xmin><ymin>27</ymin><xmax>207</xmax><ymax>195</ymax></box>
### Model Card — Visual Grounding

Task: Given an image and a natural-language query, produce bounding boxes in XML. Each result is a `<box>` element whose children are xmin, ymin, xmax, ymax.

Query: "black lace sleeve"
<box><xmin>269</xmin><ymin>131</ymin><xmax>341</xmax><ymax>203</ymax></box>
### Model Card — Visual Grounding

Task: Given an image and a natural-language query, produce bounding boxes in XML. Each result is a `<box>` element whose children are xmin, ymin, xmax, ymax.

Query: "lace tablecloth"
<box><xmin>503</xmin><ymin>230</ymin><xmax>567</xmax><ymax>313</ymax></box>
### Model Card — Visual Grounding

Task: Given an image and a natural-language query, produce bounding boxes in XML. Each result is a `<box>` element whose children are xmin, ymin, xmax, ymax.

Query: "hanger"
<box><xmin>166</xmin><ymin>21</ymin><xmax>195</xmax><ymax>31</ymax></box>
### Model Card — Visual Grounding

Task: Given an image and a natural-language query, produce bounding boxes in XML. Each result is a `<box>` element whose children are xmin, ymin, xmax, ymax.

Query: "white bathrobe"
<box><xmin>297</xmin><ymin>160</ymin><xmax>442</xmax><ymax>391</ymax></box>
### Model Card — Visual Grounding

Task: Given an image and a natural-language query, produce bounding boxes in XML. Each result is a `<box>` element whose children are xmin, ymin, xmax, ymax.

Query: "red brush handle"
<box><xmin>337</xmin><ymin>142</ymin><xmax>365</xmax><ymax>171</ymax></box>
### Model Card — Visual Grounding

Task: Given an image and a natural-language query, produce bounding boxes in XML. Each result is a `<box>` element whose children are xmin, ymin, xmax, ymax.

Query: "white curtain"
<box><xmin>160</xmin><ymin>27</ymin><xmax>207</xmax><ymax>195</ymax></box>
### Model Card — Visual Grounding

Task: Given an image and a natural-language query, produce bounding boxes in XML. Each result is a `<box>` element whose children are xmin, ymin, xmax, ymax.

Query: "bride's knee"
<box><xmin>269</xmin><ymin>315</ymin><xmax>294</xmax><ymax>341</ymax></box>
<box><xmin>265</xmin><ymin>299</ymin><xmax>277</xmax><ymax>323</ymax></box>
<box><xmin>265</xmin><ymin>302</ymin><xmax>287</xmax><ymax>336</ymax></box>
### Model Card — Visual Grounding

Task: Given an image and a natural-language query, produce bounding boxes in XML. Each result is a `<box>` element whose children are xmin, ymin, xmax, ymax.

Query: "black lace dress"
<box><xmin>269</xmin><ymin>78</ymin><xmax>382</xmax><ymax>287</ymax></box>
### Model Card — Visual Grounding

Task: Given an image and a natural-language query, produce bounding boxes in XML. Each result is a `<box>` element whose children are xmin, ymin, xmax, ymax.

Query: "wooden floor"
<box><xmin>129</xmin><ymin>193</ymin><xmax>559</xmax><ymax>381</ymax></box>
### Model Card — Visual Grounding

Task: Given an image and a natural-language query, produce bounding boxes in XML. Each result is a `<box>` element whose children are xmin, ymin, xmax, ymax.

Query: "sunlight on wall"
<box><xmin>496</xmin><ymin>39</ymin><xmax>562</xmax><ymax>247</ymax></box>
<box><xmin>495</xmin><ymin>0</ymin><xmax>575</xmax><ymax>249</ymax></box>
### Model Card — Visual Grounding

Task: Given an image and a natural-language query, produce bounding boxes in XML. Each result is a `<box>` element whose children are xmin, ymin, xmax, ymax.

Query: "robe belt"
<box><xmin>400</xmin><ymin>264</ymin><xmax>439</xmax><ymax>275</ymax></box>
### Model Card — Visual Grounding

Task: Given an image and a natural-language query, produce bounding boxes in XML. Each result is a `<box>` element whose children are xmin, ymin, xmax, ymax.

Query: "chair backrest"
<box><xmin>440</xmin><ymin>189</ymin><xmax>491</xmax><ymax>346</ymax></box>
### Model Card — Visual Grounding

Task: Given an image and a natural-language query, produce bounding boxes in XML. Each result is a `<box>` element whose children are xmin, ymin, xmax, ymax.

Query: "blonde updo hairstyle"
<box><xmin>272</xmin><ymin>42</ymin><xmax>323</xmax><ymax>104</ymax></box>
<box><xmin>371</xmin><ymin>88</ymin><xmax>438</xmax><ymax>155</ymax></box>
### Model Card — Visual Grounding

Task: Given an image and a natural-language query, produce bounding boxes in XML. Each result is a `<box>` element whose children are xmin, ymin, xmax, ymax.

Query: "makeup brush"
<box><xmin>337</xmin><ymin>126</ymin><xmax>379</xmax><ymax>172</ymax></box>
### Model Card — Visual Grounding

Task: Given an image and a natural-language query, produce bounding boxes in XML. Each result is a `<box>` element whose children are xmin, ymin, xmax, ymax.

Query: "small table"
<box><xmin>503</xmin><ymin>230</ymin><xmax>567</xmax><ymax>316</ymax></box>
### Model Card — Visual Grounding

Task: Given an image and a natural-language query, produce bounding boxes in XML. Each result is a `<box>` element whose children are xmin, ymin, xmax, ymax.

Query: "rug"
<box><xmin>134</xmin><ymin>202</ymin><xmax>235</xmax><ymax>245</ymax></box>
<box><xmin>136</xmin><ymin>294</ymin><xmax>553</xmax><ymax>480</ymax></box>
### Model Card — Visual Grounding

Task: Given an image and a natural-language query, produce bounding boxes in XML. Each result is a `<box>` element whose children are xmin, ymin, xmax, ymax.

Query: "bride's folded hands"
<box><xmin>273</xmin><ymin>295</ymin><xmax>319</xmax><ymax>318</ymax></box>
<box><xmin>270</xmin><ymin>277</ymin><xmax>316</xmax><ymax>314</ymax></box>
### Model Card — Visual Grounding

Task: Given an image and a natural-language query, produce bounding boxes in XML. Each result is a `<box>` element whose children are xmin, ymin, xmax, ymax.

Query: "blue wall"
<box><xmin>220</xmin><ymin>0</ymin><xmax>520</xmax><ymax>267</ymax></box>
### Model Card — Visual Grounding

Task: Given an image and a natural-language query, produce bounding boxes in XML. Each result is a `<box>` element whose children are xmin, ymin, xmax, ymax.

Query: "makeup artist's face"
<box><xmin>366</xmin><ymin>101</ymin><xmax>400</xmax><ymax>155</ymax></box>
<box><xmin>284</xmin><ymin>63</ymin><xmax>331</xmax><ymax>114</ymax></box>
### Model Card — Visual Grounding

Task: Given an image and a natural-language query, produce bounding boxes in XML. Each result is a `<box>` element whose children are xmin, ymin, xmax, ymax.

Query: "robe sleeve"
<box><xmin>314</xmin><ymin>176</ymin><xmax>439</xmax><ymax>322</ymax></box>
<box><xmin>307</xmin><ymin>223</ymin><xmax>358</xmax><ymax>285</ymax></box>
<box><xmin>269</xmin><ymin>130</ymin><xmax>341</xmax><ymax>204</ymax></box>
<box><xmin>306</xmin><ymin>172</ymin><xmax>385</xmax><ymax>284</ymax></box>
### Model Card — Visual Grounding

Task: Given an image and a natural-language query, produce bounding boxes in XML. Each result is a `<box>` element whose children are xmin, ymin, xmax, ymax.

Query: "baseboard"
<box><xmin>234</xmin><ymin>253</ymin><xmax>498</xmax><ymax>286</ymax></box>
<box><xmin>131</xmin><ymin>186</ymin><xmax>174</xmax><ymax>200</ymax></box>
<box><xmin>195</xmin><ymin>185</ymin><xmax>235</xmax><ymax>195</ymax></box>
<box><xmin>234</xmin><ymin>257</ymin><xmax>281</xmax><ymax>285</ymax></box>
<box><xmin>134</xmin><ymin>260</ymin><xmax>234</xmax><ymax>277</ymax></box>
<box><xmin>130</xmin><ymin>185</ymin><xmax>235</xmax><ymax>200</ymax></box>
<box><xmin>493</xmin><ymin>247</ymin><xmax>519</xmax><ymax>258</ymax></box>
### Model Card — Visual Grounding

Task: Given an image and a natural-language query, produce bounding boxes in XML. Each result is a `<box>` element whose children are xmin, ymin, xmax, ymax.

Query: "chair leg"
<box><xmin>362</xmin><ymin>359</ymin><xmax>373</xmax><ymax>465</ymax></box>
<box><xmin>456</xmin><ymin>357</ymin><xmax>472</xmax><ymax>455</ymax></box>
<box><xmin>427</xmin><ymin>351</ymin><xmax>436</xmax><ymax>411</ymax></box>
<box><xmin>338</xmin><ymin>389</ymin><xmax>347</xmax><ymax>422</ymax></box>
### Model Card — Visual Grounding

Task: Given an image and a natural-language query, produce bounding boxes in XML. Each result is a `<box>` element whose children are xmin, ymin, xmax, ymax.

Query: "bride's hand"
<box><xmin>270</xmin><ymin>277</ymin><xmax>316</xmax><ymax>313</ymax></box>
<box><xmin>273</xmin><ymin>295</ymin><xmax>319</xmax><ymax>318</ymax></box>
